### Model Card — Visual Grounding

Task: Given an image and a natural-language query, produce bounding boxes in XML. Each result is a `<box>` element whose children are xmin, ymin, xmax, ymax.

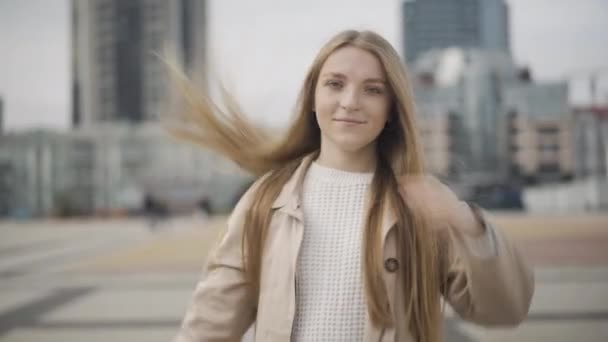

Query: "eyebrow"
<box><xmin>321</xmin><ymin>72</ymin><xmax>387</xmax><ymax>84</ymax></box>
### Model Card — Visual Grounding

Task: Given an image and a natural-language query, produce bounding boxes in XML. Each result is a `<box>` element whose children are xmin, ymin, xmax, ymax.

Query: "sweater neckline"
<box><xmin>306</xmin><ymin>161</ymin><xmax>374</xmax><ymax>185</ymax></box>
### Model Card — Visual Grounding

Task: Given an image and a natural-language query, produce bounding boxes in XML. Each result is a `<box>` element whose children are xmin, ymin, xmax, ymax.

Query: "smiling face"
<box><xmin>314</xmin><ymin>45</ymin><xmax>392</xmax><ymax>158</ymax></box>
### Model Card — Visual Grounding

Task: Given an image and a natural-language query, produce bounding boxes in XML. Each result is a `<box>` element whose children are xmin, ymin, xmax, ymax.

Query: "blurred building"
<box><xmin>411</xmin><ymin>48</ymin><xmax>575</xmax><ymax>210</ymax></box>
<box><xmin>412</xmin><ymin>48</ymin><xmax>518</xmax><ymax>184</ymax></box>
<box><xmin>415</xmin><ymin>105</ymin><xmax>464</xmax><ymax>179</ymax></box>
<box><xmin>417</xmin><ymin>109</ymin><xmax>451</xmax><ymax>177</ymax></box>
<box><xmin>573</xmin><ymin>106</ymin><xmax>608</xmax><ymax>179</ymax></box>
<box><xmin>503</xmin><ymin>82</ymin><xmax>573</xmax><ymax>183</ymax></box>
<box><xmin>522</xmin><ymin>106</ymin><xmax>608</xmax><ymax>213</ymax></box>
<box><xmin>0</xmin><ymin>96</ymin><xmax>3</xmax><ymax>133</ymax></box>
<box><xmin>0</xmin><ymin>123</ymin><xmax>248</xmax><ymax>218</ymax></box>
<box><xmin>402</xmin><ymin>0</ymin><xmax>510</xmax><ymax>63</ymax></box>
<box><xmin>0</xmin><ymin>131</ymin><xmax>59</xmax><ymax>218</ymax></box>
<box><xmin>71</xmin><ymin>0</ymin><xmax>206</xmax><ymax>128</ymax></box>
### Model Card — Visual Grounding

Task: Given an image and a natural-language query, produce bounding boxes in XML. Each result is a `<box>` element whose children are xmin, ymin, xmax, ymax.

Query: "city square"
<box><xmin>1</xmin><ymin>213</ymin><xmax>607</xmax><ymax>341</ymax></box>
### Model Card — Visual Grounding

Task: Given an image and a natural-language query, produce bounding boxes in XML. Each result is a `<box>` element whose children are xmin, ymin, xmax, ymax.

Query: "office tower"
<box><xmin>72</xmin><ymin>0</ymin><xmax>206</xmax><ymax>127</ymax></box>
<box><xmin>402</xmin><ymin>0</ymin><xmax>510</xmax><ymax>63</ymax></box>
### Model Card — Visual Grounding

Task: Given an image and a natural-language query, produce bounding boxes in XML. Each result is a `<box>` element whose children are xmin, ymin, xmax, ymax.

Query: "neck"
<box><xmin>316</xmin><ymin>141</ymin><xmax>377</xmax><ymax>173</ymax></box>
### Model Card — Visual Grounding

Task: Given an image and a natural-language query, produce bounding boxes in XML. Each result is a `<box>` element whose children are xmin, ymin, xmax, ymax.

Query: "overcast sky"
<box><xmin>1</xmin><ymin>0</ymin><xmax>607</xmax><ymax>131</ymax></box>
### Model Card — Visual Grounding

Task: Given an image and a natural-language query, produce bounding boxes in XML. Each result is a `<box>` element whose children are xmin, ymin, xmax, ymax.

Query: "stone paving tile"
<box><xmin>517</xmin><ymin>236</ymin><xmax>608</xmax><ymax>266</ymax></box>
<box><xmin>41</xmin><ymin>289</ymin><xmax>189</xmax><ymax>322</ymax></box>
<box><xmin>0</xmin><ymin>290</ymin><xmax>54</xmax><ymax>316</ymax></box>
<box><xmin>1</xmin><ymin>328</ymin><xmax>176</xmax><ymax>342</ymax></box>
<box><xmin>530</xmin><ymin>282</ymin><xmax>608</xmax><ymax>314</ymax></box>
<box><xmin>63</xmin><ymin>217</ymin><xmax>226</xmax><ymax>273</ymax></box>
<box><xmin>0</xmin><ymin>287</ymin><xmax>94</xmax><ymax>336</ymax></box>
<box><xmin>459</xmin><ymin>320</ymin><xmax>608</xmax><ymax>342</ymax></box>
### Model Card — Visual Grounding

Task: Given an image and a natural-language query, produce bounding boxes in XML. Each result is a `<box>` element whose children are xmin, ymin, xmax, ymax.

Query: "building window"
<box><xmin>537</xmin><ymin>127</ymin><xmax>559</xmax><ymax>135</ymax></box>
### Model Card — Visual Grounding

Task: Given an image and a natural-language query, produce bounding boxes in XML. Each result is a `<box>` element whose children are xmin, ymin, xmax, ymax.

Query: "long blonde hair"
<box><xmin>168</xmin><ymin>30</ymin><xmax>442</xmax><ymax>342</ymax></box>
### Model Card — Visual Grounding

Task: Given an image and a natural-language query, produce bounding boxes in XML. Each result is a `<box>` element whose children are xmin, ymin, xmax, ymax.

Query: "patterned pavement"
<box><xmin>0</xmin><ymin>213</ymin><xmax>607</xmax><ymax>341</ymax></box>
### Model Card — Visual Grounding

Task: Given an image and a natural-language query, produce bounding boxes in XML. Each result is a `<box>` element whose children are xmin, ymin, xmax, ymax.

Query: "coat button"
<box><xmin>384</xmin><ymin>258</ymin><xmax>399</xmax><ymax>273</ymax></box>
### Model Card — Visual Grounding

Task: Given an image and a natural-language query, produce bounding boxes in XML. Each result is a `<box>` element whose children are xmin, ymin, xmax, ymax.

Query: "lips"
<box><xmin>333</xmin><ymin>118</ymin><xmax>366</xmax><ymax>124</ymax></box>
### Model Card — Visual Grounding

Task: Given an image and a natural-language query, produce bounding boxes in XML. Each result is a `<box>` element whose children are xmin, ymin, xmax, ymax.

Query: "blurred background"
<box><xmin>0</xmin><ymin>0</ymin><xmax>607</xmax><ymax>341</ymax></box>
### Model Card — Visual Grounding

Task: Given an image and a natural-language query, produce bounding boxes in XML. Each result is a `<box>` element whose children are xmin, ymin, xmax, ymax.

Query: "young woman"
<box><xmin>171</xmin><ymin>30</ymin><xmax>534</xmax><ymax>342</ymax></box>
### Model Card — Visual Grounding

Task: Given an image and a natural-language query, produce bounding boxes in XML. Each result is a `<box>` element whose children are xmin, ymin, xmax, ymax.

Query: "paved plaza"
<box><xmin>0</xmin><ymin>213</ymin><xmax>607</xmax><ymax>341</ymax></box>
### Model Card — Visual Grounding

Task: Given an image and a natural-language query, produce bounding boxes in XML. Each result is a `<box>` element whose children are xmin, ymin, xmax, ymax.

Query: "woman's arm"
<box><xmin>404</xmin><ymin>176</ymin><xmax>534</xmax><ymax>326</ymax></box>
<box><xmin>440</xmin><ymin>203</ymin><xmax>534</xmax><ymax>326</ymax></box>
<box><xmin>174</xmin><ymin>184</ymin><xmax>259</xmax><ymax>342</ymax></box>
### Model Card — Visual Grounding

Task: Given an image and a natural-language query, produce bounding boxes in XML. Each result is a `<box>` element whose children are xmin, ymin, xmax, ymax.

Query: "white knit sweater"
<box><xmin>291</xmin><ymin>162</ymin><xmax>374</xmax><ymax>341</ymax></box>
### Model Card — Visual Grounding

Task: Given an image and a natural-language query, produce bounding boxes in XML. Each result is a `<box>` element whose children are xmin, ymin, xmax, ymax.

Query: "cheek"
<box><xmin>367</xmin><ymin>100</ymin><xmax>391</xmax><ymax>128</ymax></box>
<box><xmin>314</xmin><ymin>91</ymin><xmax>337</xmax><ymax>123</ymax></box>
<box><xmin>313</xmin><ymin>107</ymin><xmax>333</xmax><ymax>135</ymax></box>
<box><xmin>357</xmin><ymin>101</ymin><xmax>391</xmax><ymax>142</ymax></box>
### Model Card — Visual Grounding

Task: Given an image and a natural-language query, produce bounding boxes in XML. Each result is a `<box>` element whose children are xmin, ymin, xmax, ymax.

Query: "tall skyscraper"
<box><xmin>402</xmin><ymin>0</ymin><xmax>510</xmax><ymax>63</ymax></box>
<box><xmin>71</xmin><ymin>0</ymin><xmax>206</xmax><ymax>128</ymax></box>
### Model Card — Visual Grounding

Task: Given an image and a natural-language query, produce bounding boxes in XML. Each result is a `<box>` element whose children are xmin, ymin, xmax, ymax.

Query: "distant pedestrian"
<box><xmin>143</xmin><ymin>195</ymin><xmax>167</xmax><ymax>231</ymax></box>
<box><xmin>195</xmin><ymin>197</ymin><xmax>211</xmax><ymax>222</ymax></box>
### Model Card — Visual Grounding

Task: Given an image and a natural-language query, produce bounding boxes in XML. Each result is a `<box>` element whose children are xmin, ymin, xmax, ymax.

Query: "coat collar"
<box><xmin>270</xmin><ymin>153</ymin><xmax>314</xmax><ymax>211</ymax></box>
<box><xmin>271</xmin><ymin>153</ymin><xmax>398</xmax><ymax>240</ymax></box>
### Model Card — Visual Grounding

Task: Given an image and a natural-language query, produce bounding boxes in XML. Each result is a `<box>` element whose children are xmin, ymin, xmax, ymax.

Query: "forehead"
<box><xmin>320</xmin><ymin>46</ymin><xmax>386</xmax><ymax>80</ymax></box>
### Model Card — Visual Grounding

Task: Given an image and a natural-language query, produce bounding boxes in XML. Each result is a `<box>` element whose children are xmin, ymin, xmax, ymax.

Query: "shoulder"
<box><xmin>229</xmin><ymin>172</ymin><xmax>273</xmax><ymax>223</ymax></box>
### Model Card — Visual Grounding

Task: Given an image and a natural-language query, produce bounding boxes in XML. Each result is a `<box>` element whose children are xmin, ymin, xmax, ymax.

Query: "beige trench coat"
<box><xmin>174</xmin><ymin>155</ymin><xmax>534</xmax><ymax>342</ymax></box>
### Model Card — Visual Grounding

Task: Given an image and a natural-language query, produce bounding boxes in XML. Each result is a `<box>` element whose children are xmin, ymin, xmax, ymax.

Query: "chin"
<box><xmin>334</xmin><ymin>138</ymin><xmax>373</xmax><ymax>153</ymax></box>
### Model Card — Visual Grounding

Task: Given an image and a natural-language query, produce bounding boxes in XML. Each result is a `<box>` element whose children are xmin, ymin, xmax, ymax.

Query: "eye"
<box><xmin>365</xmin><ymin>86</ymin><xmax>385</xmax><ymax>95</ymax></box>
<box><xmin>325</xmin><ymin>80</ymin><xmax>343</xmax><ymax>90</ymax></box>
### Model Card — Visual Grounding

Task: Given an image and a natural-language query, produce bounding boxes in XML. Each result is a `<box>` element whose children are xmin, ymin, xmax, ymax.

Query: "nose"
<box><xmin>339</xmin><ymin>87</ymin><xmax>360</xmax><ymax>112</ymax></box>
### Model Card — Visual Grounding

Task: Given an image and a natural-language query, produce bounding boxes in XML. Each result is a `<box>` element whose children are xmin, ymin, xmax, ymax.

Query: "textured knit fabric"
<box><xmin>291</xmin><ymin>162</ymin><xmax>374</xmax><ymax>341</ymax></box>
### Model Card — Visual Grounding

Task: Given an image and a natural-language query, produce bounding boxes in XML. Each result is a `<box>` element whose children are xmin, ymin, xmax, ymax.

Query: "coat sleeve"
<box><xmin>173</xmin><ymin>182</ymin><xmax>260</xmax><ymax>342</ymax></box>
<box><xmin>440</xmin><ymin>204</ymin><xmax>535</xmax><ymax>327</ymax></box>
